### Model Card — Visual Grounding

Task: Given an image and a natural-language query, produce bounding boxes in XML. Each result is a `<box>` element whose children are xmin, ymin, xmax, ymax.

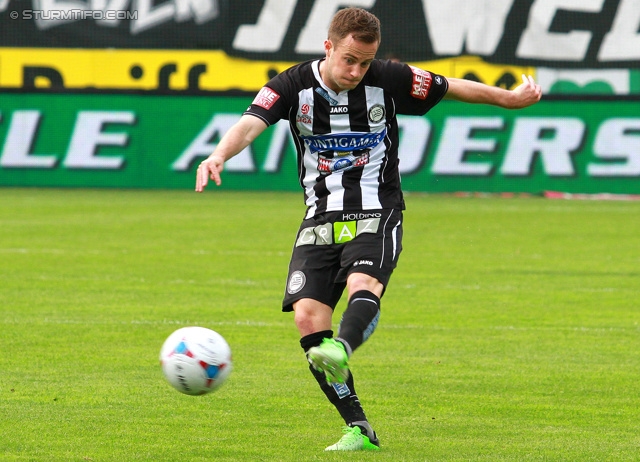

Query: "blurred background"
<box><xmin>1</xmin><ymin>0</ymin><xmax>639</xmax><ymax>195</ymax></box>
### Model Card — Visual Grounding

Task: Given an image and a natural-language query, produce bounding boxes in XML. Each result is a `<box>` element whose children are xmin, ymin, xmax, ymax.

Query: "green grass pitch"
<box><xmin>1</xmin><ymin>187</ymin><xmax>639</xmax><ymax>461</ymax></box>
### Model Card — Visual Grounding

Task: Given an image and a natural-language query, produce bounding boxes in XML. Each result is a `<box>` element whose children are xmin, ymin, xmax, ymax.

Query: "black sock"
<box><xmin>299</xmin><ymin>330</ymin><xmax>333</xmax><ymax>352</ymax></box>
<box><xmin>300</xmin><ymin>331</ymin><xmax>368</xmax><ymax>424</ymax></box>
<box><xmin>337</xmin><ymin>290</ymin><xmax>381</xmax><ymax>355</ymax></box>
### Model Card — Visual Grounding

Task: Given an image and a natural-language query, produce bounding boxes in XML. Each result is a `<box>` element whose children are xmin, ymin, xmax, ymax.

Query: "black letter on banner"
<box><xmin>23</xmin><ymin>67</ymin><xmax>64</xmax><ymax>89</ymax></box>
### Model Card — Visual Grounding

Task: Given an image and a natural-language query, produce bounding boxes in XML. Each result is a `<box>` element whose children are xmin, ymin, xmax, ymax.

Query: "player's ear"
<box><xmin>324</xmin><ymin>39</ymin><xmax>333</xmax><ymax>57</ymax></box>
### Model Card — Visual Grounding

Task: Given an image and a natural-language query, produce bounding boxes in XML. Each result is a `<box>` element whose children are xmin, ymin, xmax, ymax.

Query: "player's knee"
<box><xmin>293</xmin><ymin>298</ymin><xmax>333</xmax><ymax>336</ymax></box>
<box><xmin>347</xmin><ymin>272</ymin><xmax>383</xmax><ymax>297</ymax></box>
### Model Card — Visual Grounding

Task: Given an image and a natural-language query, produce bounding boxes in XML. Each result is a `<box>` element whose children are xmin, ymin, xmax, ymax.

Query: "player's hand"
<box><xmin>195</xmin><ymin>155</ymin><xmax>225</xmax><ymax>192</ymax></box>
<box><xmin>510</xmin><ymin>74</ymin><xmax>542</xmax><ymax>109</ymax></box>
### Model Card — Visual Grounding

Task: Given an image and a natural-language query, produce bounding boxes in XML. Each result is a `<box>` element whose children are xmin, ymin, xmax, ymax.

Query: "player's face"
<box><xmin>322</xmin><ymin>34</ymin><xmax>379</xmax><ymax>93</ymax></box>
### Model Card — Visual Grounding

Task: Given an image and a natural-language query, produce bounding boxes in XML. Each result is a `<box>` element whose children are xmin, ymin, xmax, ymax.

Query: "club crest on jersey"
<box><xmin>368</xmin><ymin>104</ymin><xmax>385</xmax><ymax>123</ymax></box>
<box><xmin>409</xmin><ymin>66</ymin><xmax>432</xmax><ymax>100</ymax></box>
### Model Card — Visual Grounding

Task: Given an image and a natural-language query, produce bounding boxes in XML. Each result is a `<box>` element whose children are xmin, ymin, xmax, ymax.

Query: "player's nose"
<box><xmin>349</xmin><ymin>66</ymin><xmax>364</xmax><ymax>80</ymax></box>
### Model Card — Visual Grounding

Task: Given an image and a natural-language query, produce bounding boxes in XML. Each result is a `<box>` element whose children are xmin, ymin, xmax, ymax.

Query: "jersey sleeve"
<box><xmin>375</xmin><ymin>60</ymin><xmax>449</xmax><ymax>116</ymax></box>
<box><xmin>243</xmin><ymin>65</ymin><xmax>299</xmax><ymax>127</ymax></box>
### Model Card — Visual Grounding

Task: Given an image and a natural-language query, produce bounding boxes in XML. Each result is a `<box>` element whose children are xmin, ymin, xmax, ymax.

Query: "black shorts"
<box><xmin>282</xmin><ymin>209</ymin><xmax>403</xmax><ymax>312</ymax></box>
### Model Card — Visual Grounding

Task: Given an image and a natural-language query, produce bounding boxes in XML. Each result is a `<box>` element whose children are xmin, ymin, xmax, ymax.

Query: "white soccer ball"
<box><xmin>159</xmin><ymin>326</ymin><xmax>232</xmax><ymax>396</ymax></box>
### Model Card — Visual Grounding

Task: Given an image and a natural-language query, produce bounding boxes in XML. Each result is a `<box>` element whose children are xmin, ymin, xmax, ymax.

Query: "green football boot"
<box><xmin>306</xmin><ymin>338</ymin><xmax>349</xmax><ymax>384</ymax></box>
<box><xmin>325</xmin><ymin>426</ymin><xmax>380</xmax><ymax>451</ymax></box>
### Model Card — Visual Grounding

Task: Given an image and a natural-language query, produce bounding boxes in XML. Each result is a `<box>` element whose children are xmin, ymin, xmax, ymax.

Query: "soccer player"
<box><xmin>196</xmin><ymin>7</ymin><xmax>541</xmax><ymax>451</ymax></box>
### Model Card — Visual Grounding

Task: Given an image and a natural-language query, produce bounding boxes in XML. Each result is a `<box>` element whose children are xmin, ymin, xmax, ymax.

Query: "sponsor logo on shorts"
<box><xmin>342</xmin><ymin>212</ymin><xmax>382</xmax><ymax>221</ymax></box>
<box><xmin>252</xmin><ymin>87</ymin><xmax>280</xmax><ymax>110</ymax></box>
<box><xmin>287</xmin><ymin>270</ymin><xmax>306</xmax><ymax>294</ymax></box>
<box><xmin>295</xmin><ymin>218</ymin><xmax>381</xmax><ymax>246</ymax></box>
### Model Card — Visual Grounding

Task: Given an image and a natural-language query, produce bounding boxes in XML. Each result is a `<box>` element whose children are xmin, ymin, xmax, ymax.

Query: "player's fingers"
<box><xmin>198</xmin><ymin>162</ymin><xmax>215</xmax><ymax>191</ymax></box>
<box><xmin>527</xmin><ymin>75</ymin><xmax>542</xmax><ymax>96</ymax></box>
<box><xmin>204</xmin><ymin>161</ymin><xmax>221</xmax><ymax>186</ymax></box>
<box><xmin>210</xmin><ymin>166</ymin><xmax>222</xmax><ymax>186</ymax></box>
<box><xmin>195</xmin><ymin>163</ymin><xmax>209</xmax><ymax>192</ymax></box>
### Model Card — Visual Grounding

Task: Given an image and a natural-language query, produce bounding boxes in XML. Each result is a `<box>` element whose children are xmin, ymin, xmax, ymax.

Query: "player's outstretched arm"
<box><xmin>195</xmin><ymin>114</ymin><xmax>268</xmax><ymax>192</ymax></box>
<box><xmin>445</xmin><ymin>74</ymin><xmax>542</xmax><ymax>109</ymax></box>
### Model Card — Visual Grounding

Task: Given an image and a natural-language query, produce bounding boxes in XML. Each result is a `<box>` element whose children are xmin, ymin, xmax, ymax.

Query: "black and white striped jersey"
<box><xmin>245</xmin><ymin>58</ymin><xmax>448</xmax><ymax>219</ymax></box>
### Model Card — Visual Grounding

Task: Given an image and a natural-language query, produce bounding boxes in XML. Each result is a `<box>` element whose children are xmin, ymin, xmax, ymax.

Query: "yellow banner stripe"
<box><xmin>0</xmin><ymin>48</ymin><xmax>534</xmax><ymax>91</ymax></box>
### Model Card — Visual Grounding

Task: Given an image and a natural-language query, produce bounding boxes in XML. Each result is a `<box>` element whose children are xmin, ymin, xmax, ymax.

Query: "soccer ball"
<box><xmin>159</xmin><ymin>326</ymin><xmax>232</xmax><ymax>396</ymax></box>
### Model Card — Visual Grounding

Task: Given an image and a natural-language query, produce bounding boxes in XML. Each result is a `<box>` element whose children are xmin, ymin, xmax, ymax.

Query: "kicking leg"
<box><xmin>295</xmin><ymin>299</ymin><xmax>378</xmax><ymax>448</ymax></box>
<box><xmin>336</xmin><ymin>273</ymin><xmax>383</xmax><ymax>356</ymax></box>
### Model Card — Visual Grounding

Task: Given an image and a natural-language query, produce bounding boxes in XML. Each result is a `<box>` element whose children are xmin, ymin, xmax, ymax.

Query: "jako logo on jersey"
<box><xmin>315</xmin><ymin>87</ymin><xmax>339</xmax><ymax>106</ymax></box>
<box><xmin>330</xmin><ymin>106</ymin><xmax>348</xmax><ymax>114</ymax></box>
<box><xmin>253</xmin><ymin>87</ymin><xmax>280</xmax><ymax>109</ymax></box>
<box><xmin>409</xmin><ymin>66</ymin><xmax>432</xmax><ymax>100</ymax></box>
<box><xmin>302</xmin><ymin>129</ymin><xmax>386</xmax><ymax>154</ymax></box>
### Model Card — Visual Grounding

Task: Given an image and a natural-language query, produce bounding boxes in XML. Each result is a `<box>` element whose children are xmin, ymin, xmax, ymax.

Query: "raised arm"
<box><xmin>445</xmin><ymin>74</ymin><xmax>542</xmax><ymax>109</ymax></box>
<box><xmin>195</xmin><ymin>114</ymin><xmax>268</xmax><ymax>192</ymax></box>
